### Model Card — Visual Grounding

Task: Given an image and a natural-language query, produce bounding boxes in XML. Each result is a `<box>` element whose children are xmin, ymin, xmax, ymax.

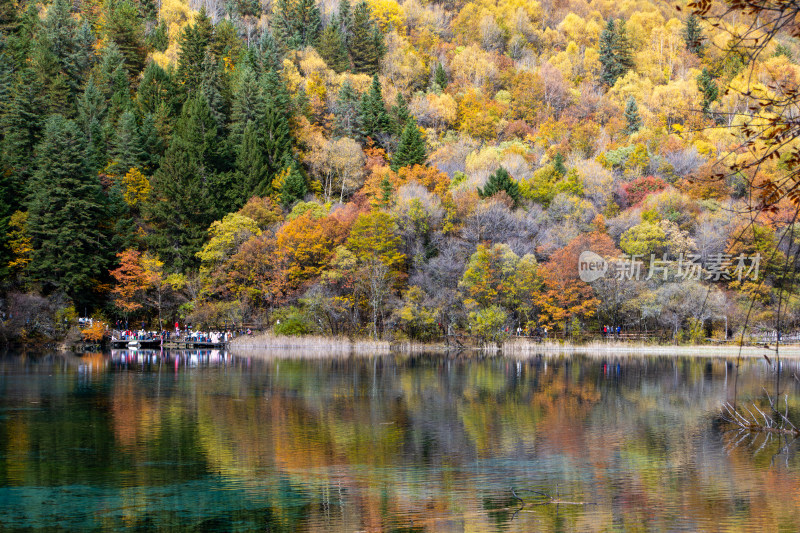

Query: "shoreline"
<box><xmin>228</xmin><ymin>334</ymin><xmax>800</xmax><ymax>358</ymax></box>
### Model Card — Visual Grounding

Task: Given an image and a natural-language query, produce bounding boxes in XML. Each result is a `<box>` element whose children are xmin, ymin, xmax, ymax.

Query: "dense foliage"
<box><xmin>1</xmin><ymin>0</ymin><xmax>799</xmax><ymax>342</ymax></box>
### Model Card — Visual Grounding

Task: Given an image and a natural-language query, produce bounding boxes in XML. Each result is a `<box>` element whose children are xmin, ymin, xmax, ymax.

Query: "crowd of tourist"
<box><xmin>112</xmin><ymin>324</ymin><xmax>253</xmax><ymax>344</ymax></box>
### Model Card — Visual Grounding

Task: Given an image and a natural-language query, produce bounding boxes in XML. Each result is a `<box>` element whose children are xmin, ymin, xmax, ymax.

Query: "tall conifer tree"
<box><xmin>391</xmin><ymin>117</ymin><xmax>426</xmax><ymax>171</ymax></box>
<box><xmin>349</xmin><ymin>1</ymin><xmax>383</xmax><ymax>75</ymax></box>
<box><xmin>26</xmin><ymin>115</ymin><xmax>107</xmax><ymax>305</ymax></box>
<box><xmin>145</xmin><ymin>95</ymin><xmax>222</xmax><ymax>270</ymax></box>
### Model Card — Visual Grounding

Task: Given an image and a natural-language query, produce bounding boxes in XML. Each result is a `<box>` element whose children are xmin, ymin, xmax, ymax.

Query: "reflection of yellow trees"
<box><xmin>4</xmin><ymin>418</ymin><xmax>30</xmax><ymax>486</ymax></box>
<box><xmin>93</xmin><ymin>356</ymin><xmax>800</xmax><ymax>531</ymax></box>
<box><xmin>459</xmin><ymin>363</ymin><xmax>601</xmax><ymax>456</ymax></box>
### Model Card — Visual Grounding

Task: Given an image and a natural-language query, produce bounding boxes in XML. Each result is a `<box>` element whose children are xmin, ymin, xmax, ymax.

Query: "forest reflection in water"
<box><xmin>0</xmin><ymin>349</ymin><xmax>799</xmax><ymax>532</ymax></box>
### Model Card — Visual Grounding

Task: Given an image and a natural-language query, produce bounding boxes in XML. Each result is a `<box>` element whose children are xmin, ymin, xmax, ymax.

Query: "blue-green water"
<box><xmin>1</xmin><ymin>349</ymin><xmax>799</xmax><ymax>531</ymax></box>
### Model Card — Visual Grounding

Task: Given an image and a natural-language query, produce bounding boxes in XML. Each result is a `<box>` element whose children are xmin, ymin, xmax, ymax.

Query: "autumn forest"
<box><xmin>1</xmin><ymin>0</ymin><xmax>799</xmax><ymax>343</ymax></box>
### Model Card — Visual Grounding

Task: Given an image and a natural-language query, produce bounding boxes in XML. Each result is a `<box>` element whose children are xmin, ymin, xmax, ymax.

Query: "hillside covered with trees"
<box><xmin>0</xmin><ymin>0</ymin><xmax>798</xmax><ymax>343</ymax></box>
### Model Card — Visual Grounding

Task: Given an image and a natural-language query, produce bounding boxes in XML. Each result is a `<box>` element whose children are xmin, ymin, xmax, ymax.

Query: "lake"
<box><xmin>0</xmin><ymin>349</ymin><xmax>799</xmax><ymax>532</ymax></box>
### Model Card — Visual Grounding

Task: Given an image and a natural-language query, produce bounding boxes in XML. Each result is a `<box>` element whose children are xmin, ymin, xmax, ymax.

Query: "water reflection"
<box><xmin>0</xmin><ymin>350</ymin><xmax>799</xmax><ymax>531</ymax></box>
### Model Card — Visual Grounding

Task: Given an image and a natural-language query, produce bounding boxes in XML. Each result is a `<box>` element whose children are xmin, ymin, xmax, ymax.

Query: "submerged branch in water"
<box><xmin>720</xmin><ymin>400</ymin><xmax>800</xmax><ymax>437</ymax></box>
<box><xmin>510</xmin><ymin>488</ymin><xmax>597</xmax><ymax>508</ymax></box>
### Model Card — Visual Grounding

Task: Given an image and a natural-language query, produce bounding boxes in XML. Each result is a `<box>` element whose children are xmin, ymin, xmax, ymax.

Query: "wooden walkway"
<box><xmin>111</xmin><ymin>338</ymin><xmax>228</xmax><ymax>349</ymax></box>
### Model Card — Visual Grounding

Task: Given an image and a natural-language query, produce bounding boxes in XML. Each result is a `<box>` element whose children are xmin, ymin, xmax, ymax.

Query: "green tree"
<box><xmin>280</xmin><ymin>162</ymin><xmax>309</xmax><ymax>208</ymax></box>
<box><xmin>334</xmin><ymin>80</ymin><xmax>360</xmax><ymax>137</ymax></box>
<box><xmin>391</xmin><ymin>91</ymin><xmax>410</xmax><ymax>134</ymax></box>
<box><xmin>145</xmin><ymin>95</ymin><xmax>223</xmax><ymax>270</ymax></box>
<box><xmin>359</xmin><ymin>74</ymin><xmax>390</xmax><ymax>140</ymax></box>
<box><xmin>599</xmin><ymin>19</ymin><xmax>634</xmax><ymax>87</ymax></box>
<box><xmin>236</xmin><ymin>120</ymin><xmax>268</xmax><ymax>205</ymax></box>
<box><xmin>624</xmin><ymin>95</ymin><xmax>642</xmax><ymax>134</ymax></box>
<box><xmin>104</xmin><ymin>0</ymin><xmax>147</xmax><ymax>76</ymax></box>
<box><xmin>259</xmin><ymin>29</ymin><xmax>282</xmax><ymax>72</ymax></box>
<box><xmin>346</xmin><ymin>211</ymin><xmax>406</xmax><ymax>337</ymax></box>
<box><xmin>553</xmin><ymin>152</ymin><xmax>566</xmax><ymax>176</ymax></box>
<box><xmin>697</xmin><ymin>67</ymin><xmax>718</xmax><ymax>116</ymax></box>
<box><xmin>260</xmin><ymin>70</ymin><xmax>294</xmax><ymax>193</ymax></box>
<box><xmin>26</xmin><ymin>115</ymin><xmax>107</xmax><ymax>306</ymax></box>
<box><xmin>391</xmin><ymin>117</ymin><xmax>426</xmax><ymax>171</ymax></box>
<box><xmin>317</xmin><ymin>23</ymin><xmax>349</xmax><ymax>73</ymax></box>
<box><xmin>683</xmin><ymin>14</ymin><xmax>704</xmax><ymax>56</ymax></box>
<box><xmin>229</xmin><ymin>65</ymin><xmax>263</xmax><ymax>145</ymax></box>
<box><xmin>136</xmin><ymin>61</ymin><xmax>177</xmax><ymax>117</ymax></box>
<box><xmin>177</xmin><ymin>7</ymin><xmax>214</xmax><ymax>94</ymax></box>
<box><xmin>433</xmin><ymin>62</ymin><xmax>447</xmax><ymax>89</ymax></box>
<box><xmin>111</xmin><ymin>110</ymin><xmax>145</xmax><ymax>175</ymax></box>
<box><xmin>1</xmin><ymin>68</ymin><xmax>44</xmax><ymax>199</ymax></box>
<box><xmin>200</xmin><ymin>50</ymin><xmax>229</xmax><ymax>128</ymax></box>
<box><xmin>349</xmin><ymin>0</ymin><xmax>383</xmax><ymax>75</ymax></box>
<box><xmin>478</xmin><ymin>167</ymin><xmax>520</xmax><ymax>206</ymax></box>
<box><xmin>274</xmin><ymin>0</ymin><xmax>322</xmax><ymax>49</ymax></box>
<box><xmin>468</xmin><ymin>305</ymin><xmax>508</xmax><ymax>344</ymax></box>
<box><xmin>35</xmin><ymin>0</ymin><xmax>84</xmax><ymax>96</ymax></box>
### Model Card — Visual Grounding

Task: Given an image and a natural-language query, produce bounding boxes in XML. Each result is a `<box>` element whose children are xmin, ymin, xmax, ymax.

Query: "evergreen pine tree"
<box><xmin>274</xmin><ymin>0</ymin><xmax>322</xmax><ymax>49</ymax></box>
<box><xmin>145</xmin><ymin>95</ymin><xmax>222</xmax><ymax>270</ymax></box>
<box><xmin>338</xmin><ymin>0</ymin><xmax>353</xmax><ymax>39</ymax></box>
<box><xmin>623</xmin><ymin>96</ymin><xmax>642</xmax><ymax>134</ymax></box>
<box><xmin>136</xmin><ymin>61</ymin><xmax>176</xmax><ymax>116</ymax></box>
<box><xmin>683</xmin><ymin>14</ymin><xmax>704</xmax><ymax>56</ymax></box>
<box><xmin>200</xmin><ymin>50</ymin><xmax>229</xmax><ymax>128</ymax></box>
<box><xmin>697</xmin><ymin>67</ymin><xmax>718</xmax><ymax>116</ymax></box>
<box><xmin>6</xmin><ymin>2</ymin><xmax>38</xmax><ymax>70</ymax></box>
<box><xmin>0</xmin><ymin>34</ymin><xmax>14</xmax><ymax>275</ymax></box>
<box><xmin>599</xmin><ymin>19</ymin><xmax>634</xmax><ymax>87</ymax></box>
<box><xmin>317</xmin><ymin>23</ymin><xmax>350</xmax><ymax>73</ymax></box>
<box><xmin>236</xmin><ymin>120</ymin><xmax>269</xmax><ymax>205</ymax></box>
<box><xmin>614</xmin><ymin>20</ymin><xmax>634</xmax><ymax>73</ymax></box>
<box><xmin>349</xmin><ymin>1</ymin><xmax>383</xmax><ymax>75</ymax></box>
<box><xmin>47</xmin><ymin>73</ymin><xmax>74</xmax><ymax>117</ymax></box>
<box><xmin>147</xmin><ymin>20</ymin><xmax>169</xmax><ymax>52</ymax></box>
<box><xmin>280</xmin><ymin>162</ymin><xmax>308</xmax><ymax>208</ymax></box>
<box><xmin>774</xmin><ymin>43</ymin><xmax>793</xmax><ymax>60</ymax></box>
<box><xmin>598</xmin><ymin>19</ymin><xmax>617</xmax><ymax>87</ymax></box>
<box><xmin>177</xmin><ymin>8</ymin><xmax>213</xmax><ymax>94</ymax></box>
<box><xmin>380</xmin><ymin>174</ymin><xmax>393</xmax><ymax>206</ymax></box>
<box><xmin>553</xmin><ymin>152</ymin><xmax>566</xmax><ymax>176</ymax></box>
<box><xmin>259</xmin><ymin>29</ymin><xmax>282</xmax><ymax>72</ymax></box>
<box><xmin>172</xmin><ymin>94</ymin><xmax>222</xmax><ymax>174</ymax></box>
<box><xmin>391</xmin><ymin>117</ymin><xmax>426</xmax><ymax>171</ymax></box>
<box><xmin>37</xmin><ymin>0</ymin><xmax>82</xmax><ymax>94</ymax></box>
<box><xmin>259</xmin><ymin>70</ymin><xmax>294</xmax><ymax>192</ymax></box>
<box><xmin>0</xmin><ymin>36</ymin><xmax>12</xmax><ymax>117</ymax></box>
<box><xmin>391</xmin><ymin>92</ymin><xmax>409</xmax><ymax>135</ymax></box>
<box><xmin>359</xmin><ymin>74</ymin><xmax>390</xmax><ymax>140</ymax></box>
<box><xmin>111</xmin><ymin>110</ymin><xmax>146</xmax><ymax>175</ymax></box>
<box><xmin>477</xmin><ymin>166</ymin><xmax>520</xmax><ymax>206</ymax></box>
<box><xmin>0</xmin><ymin>0</ymin><xmax>18</xmax><ymax>34</ymax></box>
<box><xmin>1</xmin><ymin>68</ymin><xmax>45</xmax><ymax>199</ymax></box>
<box><xmin>26</xmin><ymin>115</ymin><xmax>107</xmax><ymax>306</ymax></box>
<box><xmin>105</xmin><ymin>0</ymin><xmax>147</xmax><ymax>76</ymax></box>
<box><xmin>433</xmin><ymin>62</ymin><xmax>447</xmax><ymax>89</ymax></box>
<box><xmin>334</xmin><ymin>80</ymin><xmax>360</xmax><ymax>138</ymax></box>
<box><xmin>77</xmin><ymin>79</ymin><xmax>108</xmax><ymax>174</ymax></box>
<box><xmin>139</xmin><ymin>112</ymin><xmax>164</xmax><ymax>171</ymax></box>
<box><xmin>98</xmin><ymin>44</ymin><xmax>132</xmax><ymax>125</ymax></box>
<box><xmin>259</xmin><ymin>97</ymin><xmax>293</xmax><ymax>195</ymax></box>
<box><xmin>71</xmin><ymin>22</ymin><xmax>95</xmax><ymax>85</ymax></box>
<box><xmin>229</xmin><ymin>65</ymin><xmax>263</xmax><ymax>145</ymax></box>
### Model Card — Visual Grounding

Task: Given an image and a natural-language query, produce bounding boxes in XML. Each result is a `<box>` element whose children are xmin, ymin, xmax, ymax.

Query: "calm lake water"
<box><xmin>1</xmin><ymin>349</ymin><xmax>799</xmax><ymax>532</ymax></box>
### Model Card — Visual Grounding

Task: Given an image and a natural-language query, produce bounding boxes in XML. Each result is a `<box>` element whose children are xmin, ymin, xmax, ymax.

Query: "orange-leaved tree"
<box><xmin>110</xmin><ymin>249</ymin><xmax>148</xmax><ymax>318</ymax></box>
<box><xmin>539</xmin><ymin>232</ymin><xmax>618</xmax><ymax>333</ymax></box>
